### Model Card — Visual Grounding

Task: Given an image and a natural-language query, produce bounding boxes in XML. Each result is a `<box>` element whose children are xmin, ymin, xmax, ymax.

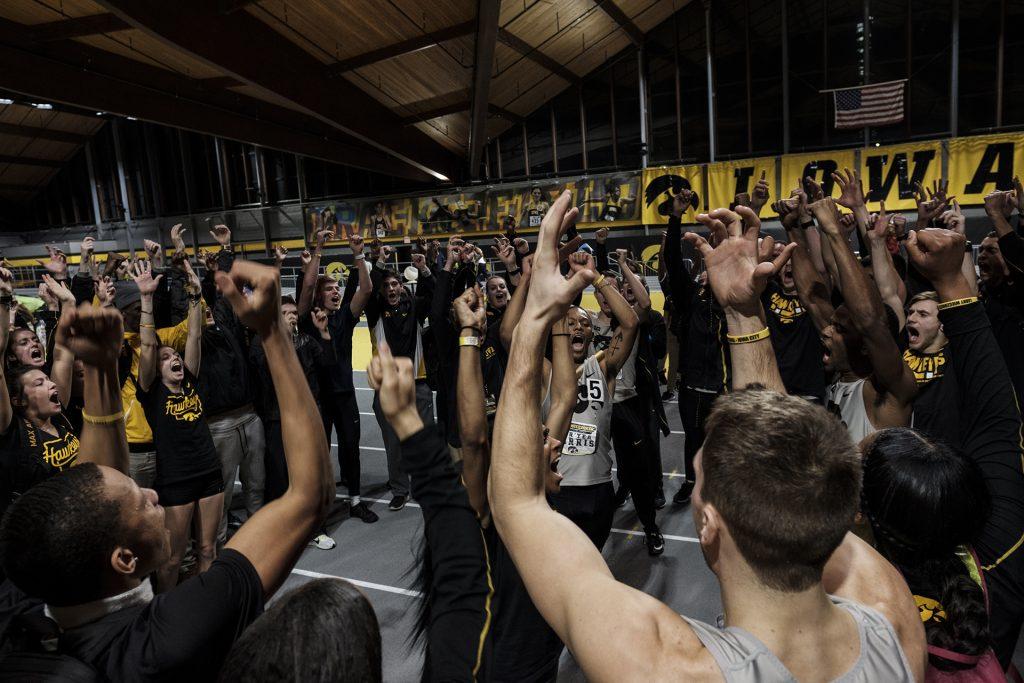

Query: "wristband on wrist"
<box><xmin>936</xmin><ymin>296</ymin><xmax>978</xmax><ymax>311</ymax></box>
<box><xmin>800</xmin><ymin>219</ymin><xmax>815</xmax><ymax>229</ymax></box>
<box><xmin>354</xmin><ymin>254</ymin><xmax>365</xmax><ymax>261</ymax></box>
<box><xmin>592</xmin><ymin>274</ymin><xmax>606</xmax><ymax>289</ymax></box>
<box><xmin>507</xmin><ymin>266</ymin><xmax>520</xmax><ymax>274</ymax></box>
<box><xmin>82</xmin><ymin>409</ymin><xmax>124</xmax><ymax>425</ymax></box>
<box><xmin>726</xmin><ymin>327</ymin><xmax>771</xmax><ymax>345</ymax></box>
<box><xmin>459</xmin><ymin>336</ymin><xmax>481</xmax><ymax>347</ymax></box>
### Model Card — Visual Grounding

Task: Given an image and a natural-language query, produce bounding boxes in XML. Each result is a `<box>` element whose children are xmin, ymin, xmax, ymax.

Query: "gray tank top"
<box><xmin>684</xmin><ymin>596</ymin><xmax>914</xmax><ymax>682</ymax></box>
<box><xmin>613</xmin><ymin>336</ymin><xmax>639</xmax><ymax>402</ymax></box>
<box><xmin>559</xmin><ymin>355</ymin><xmax>613</xmax><ymax>486</ymax></box>
<box><xmin>825</xmin><ymin>378</ymin><xmax>875</xmax><ymax>444</ymax></box>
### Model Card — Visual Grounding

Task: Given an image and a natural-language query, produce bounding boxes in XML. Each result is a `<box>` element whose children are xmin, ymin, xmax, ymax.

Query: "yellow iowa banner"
<box><xmin>641</xmin><ymin>165</ymin><xmax>703</xmax><ymax>225</ymax></box>
<box><xmin>706</xmin><ymin>157</ymin><xmax>776</xmax><ymax>212</ymax></box>
<box><xmin>948</xmin><ymin>134</ymin><xmax>1024</xmax><ymax>205</ymax></box>
<box><xmin>780</xmin><ymin>150</ymin><xmax>856</xmax><ymax>198</ymax></box>
<box><xmin>861</xmin><ymin>141</ymin><xmax>942</xmax><ymax>211</ymax></box>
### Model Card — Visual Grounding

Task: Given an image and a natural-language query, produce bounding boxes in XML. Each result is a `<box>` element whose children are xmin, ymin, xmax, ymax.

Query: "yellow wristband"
<box><xmin>936</xmin><ymin>296</ymin><xmax>979</xmax><ymax>311</ymax></box>
<box><xmin>592</xmin><ymin>274</ymin><xmax>606</xmax><ymax>289</ymax></box>
<box><xmin>726</xmin><ymin>327</ymin><xmax>771</xmax><ymax>344</ymax></box>
<box><xmin>459</xmin><ymin>336</ymin><xmax>481</xmax><ymax>347</ymax></box>
<box><xmin>140</xmin><ymin>323</ymin><xmax>155</xmax><ymax>329</ymax></box>
<box><xmin>81</xmin><ymin>410</ymin><xmax>125</xmax><ymax>425</ymax></box>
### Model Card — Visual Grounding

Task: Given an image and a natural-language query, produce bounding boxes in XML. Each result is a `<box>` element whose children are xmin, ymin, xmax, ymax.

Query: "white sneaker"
<box><xmin>310</xmin><ymin>533</ymin><xmax>336</xmax><ymax>550</ymax></box>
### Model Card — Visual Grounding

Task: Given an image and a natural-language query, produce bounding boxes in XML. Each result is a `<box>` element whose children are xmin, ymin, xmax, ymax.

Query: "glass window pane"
<box><xmin>583</xmin><ymin>68</ymin><xmax>615</xmax><ymax>170</ymax></box>
<box><xmin>613</xmin><ymin>56</ymin><xmax>641</xmax><ymax>168</ymax></box>
<box><xmin>526</xmin><ymin>108</ymin><xmax>554</xmax><ymax>175</ymax></box>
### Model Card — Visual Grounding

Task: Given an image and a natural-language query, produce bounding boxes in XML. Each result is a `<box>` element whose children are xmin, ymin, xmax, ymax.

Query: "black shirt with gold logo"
<box><xmin>903</xmin><ymin>347</ymin><xmax>947</xmax><ymax>386</ymax></box>
<box><xmin>0</xmin><ymin>412</ymin><xmax>79</xmax><ymax>517</ymax></box>
<box><xmin>762</xmin><ymin>281</ymin><xmax>826</xmax><ymax>401</ymax></box>
<box><xmin>137</xmin><ymin>369</ymin><xmax>221</xmax><ymax>488</ymax></box>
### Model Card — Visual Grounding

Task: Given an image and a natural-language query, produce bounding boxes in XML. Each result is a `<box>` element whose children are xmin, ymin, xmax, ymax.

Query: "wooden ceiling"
<box><xmin>0</xmin><ymin>0</ymin><xmax>684</xmax><ymax>196</ymax></box>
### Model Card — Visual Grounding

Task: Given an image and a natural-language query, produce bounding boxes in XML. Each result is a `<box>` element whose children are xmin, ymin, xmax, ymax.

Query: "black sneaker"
<box><xmin>388</xmin><ymin>494</ymin><xmax>408</xmax><ymax>511</ymax></box>
<box><xmin>645</xmin><ymin>527</ymin><xmax>665</xmax><ymax>556</ymax></box>
<box><xmin>613</xmin><ymin>487</ymin><xmax>631</xmax><ymax>508</ymax></box>
<box><xmin>654</xmin><ymin>489</ymin><xmax>666</xmax><ymax>510</ymax></box>
<box><xmin>673</xmin><ymin>480</ymin><xmax>695</xmax><ymax>506</ymax></box>
<box><xmin>350</xmin><ymin>502</ymin><xmax>379</xmax><ymax>523</ymax></box>
<box><xmin>661</xmin><ymin>390</ymin><xmax>675</xmax><ymax>401</ymax></box>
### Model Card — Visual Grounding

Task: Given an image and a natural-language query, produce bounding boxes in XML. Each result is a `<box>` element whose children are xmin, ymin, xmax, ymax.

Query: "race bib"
<box><xmin>528</xmin><ymin>214</ymin><xmax>542</xmax><ymax>227</ymax></box>
<box><xmin>564</xmin><ymin>421</ymin><xmax>598</xmax><ymax>455</ymax></box>
<box><xmin>376</xmin><ymin>227</ymin><xmax>386</xmax><ymax>238</ymax></box>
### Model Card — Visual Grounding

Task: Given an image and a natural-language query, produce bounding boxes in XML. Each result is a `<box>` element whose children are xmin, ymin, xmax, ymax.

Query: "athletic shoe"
<box><xmin>673</xmin><ymin>480</ymin><xmax>695</xmax><ymax>506</ymax></box>
<box><xmin>645</xmin><ymin>528</ymin><xmax>665</xmax><ymax>556</ymax></box>
<box><xmin>653</xmin><ymin>489</ymin><xmax>666</xmax><ymax>510</ymax></box>
<box><xmin>388</xmin><ymin>494</ymin><xmax>408</xmax><ymax>511</ymax></box>
<box><xmin>661</xmin><ymin>390</ymin><xmax>675</xmax><ymax>401</ymax></box>
<box><xmin>613</xmin><ymin>487</ymin><xmax>631</xmax><ymax>508</ymax></box>
<box><xmin>350</xmin><ymin>502</ymin><xmax>379</xmax><ymax>523</ymax></box>
<box><xmin>310</xmin><ymin>533</ymin><xmax>336</xmax><ymax>550</ymax></box>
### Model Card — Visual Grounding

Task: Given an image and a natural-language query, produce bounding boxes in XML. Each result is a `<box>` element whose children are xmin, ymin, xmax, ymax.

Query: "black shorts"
<box><xmin>155</xmin><ymin>471</ymin><xmax>225</xmax><ymax>507</ymax></box>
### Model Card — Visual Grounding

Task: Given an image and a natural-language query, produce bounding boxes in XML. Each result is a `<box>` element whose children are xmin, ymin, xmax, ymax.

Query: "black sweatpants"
<box><xmin>549</xmin><ymin>482</ymin><xmax>616</xmax><ymax>550</ymax></box>
<box><xmin>321</xmin><ymin>391</ymin><xmax>361</xmax><ymax>498</ymax></box>
<box><xmin>646</xmin><ymin>406</ymin><xmax>666</xmax><ymax>493</ymax></box>
<box><xmin>611</xmin><ymin>396</ymin><xmax>658</xmax><ymax>531</ymax></box>
<box><xmin>678</xmin><ymin>385</ymin><xmax>719</xmax><ymax>481</ymax></box>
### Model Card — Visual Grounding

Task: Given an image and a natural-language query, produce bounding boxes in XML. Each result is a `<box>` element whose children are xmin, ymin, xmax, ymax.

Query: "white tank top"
<box><xmin>559</xmin><ymin>355</ymin><xmax>613</xmax><ymax>486</ymax></box>
<box><xmin>825</xmin><ymin>378</ymin><xmax>875</xmax><ymax>444</ymax></box>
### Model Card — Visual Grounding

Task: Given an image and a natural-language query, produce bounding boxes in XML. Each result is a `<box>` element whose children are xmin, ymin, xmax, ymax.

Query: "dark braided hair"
<box><xmin>862</xmin><ymin>428</ymin><xmax>992</xmax><ymax>671</ymax></box>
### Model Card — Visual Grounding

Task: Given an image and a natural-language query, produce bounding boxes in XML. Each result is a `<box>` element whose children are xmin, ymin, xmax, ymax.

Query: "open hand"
<box><xmin>832</xmin><ymin>167</ymin><xmax>865</xmax><ymax>210</ymax></box>
<box><xmin>131</xmin><ymin>260</ymin><xmax>163</xmax><ymax>296</ymax></box>
<box><xmin>367</xmin><ymin>342</ymin><xmax>420</xmax><ymax>439</ymax></box>
<box><xmin>210</xmin><ymin>224</ymin><xmax>232</xmax><ymax>247</ymax></box>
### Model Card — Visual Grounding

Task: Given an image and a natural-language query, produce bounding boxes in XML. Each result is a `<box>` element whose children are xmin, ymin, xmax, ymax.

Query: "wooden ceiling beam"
<box><xmin>327</xmin><ymin>20</ymin><xmax>477</xmax><ymax>74</ymax></box>
<box><xmin>0</xmin><ymin>182</ymin><xmax>39</xmax><ymax>192</ymax></box>
<box><xmin>468</xmin><ymin>0</ymin><xmax>500</xmax><ymax>178</ymax></box>
<box><xmin>0</xmin><ymin>121</ymin><xmax>90</xmax><ymax>144</ymax></box>
<box><xmin>0</xmin><ymin>154</ymin><xmax>64</xmax><ymax>168</ymax></box>
<box><xmin>195</xmin><ymin>75</ymin><xmax>243</xmax><ymax>89</ymax></box>
<box><xmin>594</xmin><ymin>0</ymin><xmax>644</xmax><ymax>46</ymax></box>
<box><xmin>94</xmin><ymin>0</ymin><xmax>460</xmax><ymax>180</ymax></box>
<box><xmin>497</xmin><ymin>28</ymin><xmax>580</xmax><ymax>85</ymax></box>
<box><xmin>19</xmin><ymin>13</ymin><xmax>130</xmax><ymax>42</ymax></box>
<box><xmin>399</xmin><ymin>100</ymin><xmax>522</xmax><ymax>125</ymax></box>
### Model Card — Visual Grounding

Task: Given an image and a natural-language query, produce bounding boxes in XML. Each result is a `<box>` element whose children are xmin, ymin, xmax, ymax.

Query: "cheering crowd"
<box><xmin>0</xmin><ymin>166</ymin><xmax>1020</xmax><ymax>682</ymax></box>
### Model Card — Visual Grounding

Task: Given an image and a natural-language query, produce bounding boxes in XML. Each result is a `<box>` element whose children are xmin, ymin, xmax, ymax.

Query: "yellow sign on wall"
<box><xmin>641</xmin><ymin>165</ymin><xmax>703</xmax><ymax>225</ymax></box>
<box><xmin>948</xmin><ymin>133</ymin><xmax>1024</xmax><ymax>205</ymax></box>
<box><xmin>706</xmin><ymin>157</ymin><xmax>776</xmax><ymax>212</ymax></box>
<box><xmin>780</xmin><ymin>150</ymin><xmax>857</xmax><ymax>199</ymax></box>
<box><xmin>860</xmin><ymin>141</ymin><xmax>942</xmax><ymax>212</ymax></box>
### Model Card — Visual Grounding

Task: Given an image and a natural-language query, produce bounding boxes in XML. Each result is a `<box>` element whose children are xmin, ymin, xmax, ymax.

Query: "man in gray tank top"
<box><xmin>490</xmin><ymin>194</ymin><xmax>926</xmax><ymax>682</ymax></box>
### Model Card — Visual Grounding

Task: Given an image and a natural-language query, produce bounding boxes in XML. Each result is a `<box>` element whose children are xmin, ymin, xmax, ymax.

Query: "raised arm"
<box><xmin>545</xmin><ymin>314</ymin><xmax>577</xmax><ymax>446</ymax></box>
<box><xmin>59</xmin><ymin>306</ymin><xmax>129</xmax><ymax>473</ymax></box>
<box><xmin>614</xmin><ymin>248</ymin><xmax>651</xmax><ymax>322</ymax></box>
<box><xmin>170</xmin><ymin>224</ymin><xmax>191</xmax><ymax>265</ymax></box>
<box><xmin>489</xmin><ymin>192</ymin><xmax>694</xmax><ymax>680</ymax></box>
<box><xmin>219</xmin><ymin>261</ymin><xmax>332</xmax><ymax>598</ymax></box>
<box><xmin>0</xmin><ymin>270</ymin><xmax>13</xmax><ymax>432</ymax></box>
<box><xmin>132</xmin><ymin>261</ymin><xmax>163</xmax><ymax>392</ymax></box>
<box><xmin>297</xmin><ymin>227</ymin><xmax>331</xmax><ymax>317</ymax></box>
<box><xmin>776</xmin><ymin>198</ymin><xmax>834</xmax><ymax>332</ymax></box>
<box><xmin>346</xmin><ymin>230</ymin><xmax>372</xmax><ymax>318</ymax></box>
<box><xmin>500</xmin><ymin>256</ymin><xmax>532</xmax><ymax>351</ymax></box>
<box><xmin>689</xmin><ymin>206</ymin><xmax>794</xmax><ymax>393</ymax></box>
<box><xmin>182</xmin><ymin>261</ymin><xmax>203</xmax><ymax>376</ymax></box>
<box><xmin>43</xmin><ymin>275</ymin><xmax>77</xmax><ymax>407</ymax></box>
<box><xmin>570</xmin><ymin>251</ymin><xmax>638</xmax><ymax>379</ymax></box>
<box><xmin>866</xmin><ymin>204</ymin><xmax>908</xmax><ymax>332</ymax></box>
<box><xmin>811</xmin><ymin>198</ymin><xmax>916</xmax><ymax>411</ymax></box>
<box><xmin>453</xmin><ymin>286</ymin><xmax>490</xmax><ymax>518</ymax></box>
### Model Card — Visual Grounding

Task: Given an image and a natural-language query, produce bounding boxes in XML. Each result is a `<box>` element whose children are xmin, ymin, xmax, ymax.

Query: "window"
<box><xmin>553</xmin><ymin>89</ymin><xmax>584</xmax><ymax>172</ymax></box>
<box><xmin>262</xmin><ymin>149</ymin><xmax>299</xmax><ymax>203</ymax></box>
<box><xmin>613</xmin><ymin>55</ymin><xmax>641</xmax><ymax>168</ymax></box>
<box><xmin>499</xmin><ymin>126</ymin><xmax>526</xmax><ymax>178</ymax></box>
<box><xmin>958</xmin><ymin>0</ymin><xmax>999</xmax><ymax>134</ymax></box>
<box><xmin>748</xmin><ymin>0</ymin><xmax>783</xmax><ymax>155</ymax></box>
<box><xmin>712</xmin><ymin>0</ymin><xmax>749</xmax><ymax>158</ymax></box>
<box><xmin>647</xmin><ymin>16</ymin><xmax>679</xmax><ymax>164</ymax></box>
<box><xmin>526</xmin><ymin>107</ymin><xmax>554</xmax><ymax>175</ymax></box>
<box><xmin>583</xmin><ymin>68</ymin><xmax>615</xmax><ymax>170</ymax></box>
<box><xmin>677</xmin><ymin>1</ymin><xmax>709</xmax><ymax>162</ymax></box>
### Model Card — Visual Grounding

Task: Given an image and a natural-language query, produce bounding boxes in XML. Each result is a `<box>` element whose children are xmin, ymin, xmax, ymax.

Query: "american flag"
<box><xmin>832</xmin><ymin>80</ymin><xmax>906</xmax><ymax>129</ymax></box>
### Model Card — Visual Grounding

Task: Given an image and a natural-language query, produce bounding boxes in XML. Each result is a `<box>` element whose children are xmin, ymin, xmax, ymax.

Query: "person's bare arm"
<box><xmin>453</xmin><ymin>286</ymin><xmax>490</xmax><ymax>519</ymax></box>
<box><xmin>569</xmin><ymin>251</ymin><xmax>638</xmax><ymax>379</ymax></box>
<box><xmin>500</xmin><ymin>256</ymin><xmax>531</xmax><ymax>351</ymax></box>
<box><xmin>488</xmin><ymin>192</ymin><xmax>705</xmax><ymax>680</ymax></box>
<box><xmin>132</xmin><ymin>261</ymin><xmax>163</xmax><ymax>392</ymax></box>
<box><xmin>615</xmin><ymin>249</ymin><xmax>651</xmax><ymax>322</ymax></box>
<box><xmin>43</xmin><ymin>275</ymin><xmax>77</xmax><ymax>406</ymax></box>
<box><xmin>776</xmin><ymin>198</ymin><xmax>834</xmax><ymax>332</ymax></box>
<box><xmin>689</xmin><ymin>206</ymin><xmax>794</xmax><ymax>393</ymax></box>
<box><xmin>823</xmin><ymin>532</ymin><xmax>926</xmax><ymax>681</ymax></box>
<box><xmin>866</xmin><ymin>204</ymin><xmax>907</xmax><ymax>332</ymax></box>
<box><xmin>219</xmin><ymin>261</ymin><xmax>332</xmax><ymax>598</ymax></box>
<box><xmin>811</xmin><ymin>198</ymin><xmax>917</xmax><ymax>419</ymax></box>
<box><xmin>297</xmin><ymin>228</ymin><xmax>332</xmax><ymax>317</ymax></box>
<box><xmin>182</xmin><ymin>261</ymin><xmax>203</xmax><ymax>376</ymax></box>
<box><xmin>0</xmin><ymin>269</ymin><xmax>14</xmax><ymax>433</ymax></box>
<box><xmin>60</xmin><ymin>306</ymin><xmax>129</xmax><ymax>473</ymax></box>
<box><xmin>545</xmin><ymin>315</ymin><xmax>576</xmax><ymax>445</ymax></box>
<box><xmin>346</xmin><ymin>229</ymin><xmax>373</xmax><ymax>318</ymax></box>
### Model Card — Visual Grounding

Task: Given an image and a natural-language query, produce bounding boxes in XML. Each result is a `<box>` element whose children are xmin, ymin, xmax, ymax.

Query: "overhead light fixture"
<box><xmin>0</xmin><ymin>98</ymin><xmax>13</xmax><ymax>105</ymax></box>
<box><xmin>30</xmin><ymin>103</ymin><xmax>53</xmax><ymax>110</ymax></box>
<box><xmin>126</xmin><ymin>116</ymin><xmax>137</xmax><ymax>121</ymax></box>
<box><xmin>95</xmin><ymin>111</ymin><xmax>106</xmax><ymax>116</ymax></box>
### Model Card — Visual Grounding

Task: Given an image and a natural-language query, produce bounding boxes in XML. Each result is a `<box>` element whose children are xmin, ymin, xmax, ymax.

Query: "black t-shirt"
<box><xmin>59</xmin><ymin>549</ymin><xmax>263</xmax><ymax>682</ymax></box>
<box><xmin>0</xmin><ymin>412</ymin><xmax>79</xmax><ymax>518</ymax></box>
<box><xmin>903</xmin><ymin>346</ymin><xmax>955</xmax><ymax>444</ymax></box>
<box><xmin>136</xmin><ymin>370</ymin><xmax>221</xmax><ymax>487</ymax></box>
<box><xmin>301</xmin><ymin>306</ymin><xmax>359</xmax><ymax>395</ymax></box>
<box><xmin>762</xmin><ymin>280</ymin><xmax>826</xmax><ymax>401</ymax></box>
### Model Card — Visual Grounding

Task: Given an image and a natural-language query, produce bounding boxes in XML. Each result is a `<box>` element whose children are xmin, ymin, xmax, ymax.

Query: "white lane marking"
<box><xmin>291</xmin><ymin>568</ymin><xmax>423</xmax><ymax>598</ymax></box>
<box><xmin>610</xmin><ymin>466</ymin><xmax>687</xmax><ymax>479</ymax></box>
<box><xmin>611</xmin><ymin>528</ymin><xmax>698</xmax><ymax>543</ymax></box>
<box><xmin>334</xmin><ymin>496</ymin><xmax>697</xmax><ymax>544</ymax></box>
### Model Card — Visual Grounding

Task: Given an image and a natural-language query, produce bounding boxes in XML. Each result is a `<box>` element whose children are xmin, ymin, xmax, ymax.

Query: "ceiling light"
<box><xmin>30</xmin><ymin>103</ymin><xmax>53</xmax><ymax>110</ymax></box>
<box><xmin>0</xmin><ymin>98</ymin><xmax>13</xmax><ymax>105</ymax></box>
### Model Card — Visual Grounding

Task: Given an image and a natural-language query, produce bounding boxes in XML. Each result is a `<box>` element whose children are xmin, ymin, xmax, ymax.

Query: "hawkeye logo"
<box><xmin>166</xmin><ymin>390</ymin><xmax>203</xmax><ymax>422</ymax></box>
<box><xmin>902</xmin><ymin>349</ymin><xmax>946</xmax><ymax>385</ymax></box>
<box><xmin>768</xmin><ymin>292</ymin><xmax>805</xmax><ymax>324</ymax></box>
<box><xmin>42</xmin><ymin>432</ymin><xmax>79</xmax><ymax>470</ymax></box>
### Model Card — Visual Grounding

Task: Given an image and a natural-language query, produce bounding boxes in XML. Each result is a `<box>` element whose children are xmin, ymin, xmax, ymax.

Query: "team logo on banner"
<box><xmin>643</xmin><ymin>173</ymin><xmax>700</xmax><ymax>222</ymax></box>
